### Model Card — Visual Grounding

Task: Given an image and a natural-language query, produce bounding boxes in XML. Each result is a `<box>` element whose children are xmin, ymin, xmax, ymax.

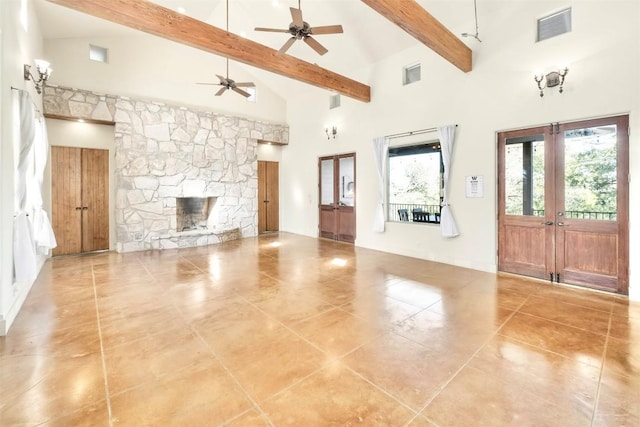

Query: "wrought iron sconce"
<box><xmin>325</xmin><ymin>126</ymin><xmax>337</xmax><ymax>140</ymax></box>
<box><xmin>534</xmin><ymin>67</ymin><xmax>568</xmax><ymax>97</ymax></box>
<box><xmin>24</xmin><ymin>59</ymin><xmax>52</xmax><ymax>94</ymax></box>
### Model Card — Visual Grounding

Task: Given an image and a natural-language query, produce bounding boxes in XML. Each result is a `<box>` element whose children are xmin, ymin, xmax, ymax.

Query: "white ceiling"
<box><xmin>33</xmin><ymin>0</ymin><xmax>482</xmax><ymax>99</ymax></box>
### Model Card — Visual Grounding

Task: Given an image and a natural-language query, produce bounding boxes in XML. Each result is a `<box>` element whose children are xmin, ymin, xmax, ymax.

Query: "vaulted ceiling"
<box><xmin>35</xmin><ymin>0</ymin><xmax>479</xmax><ymax>102</ymax></box>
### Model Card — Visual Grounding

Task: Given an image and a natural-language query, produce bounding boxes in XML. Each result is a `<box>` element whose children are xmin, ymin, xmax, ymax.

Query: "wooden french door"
<box><xmin>498</xmin><ymin>115</ymin><xmax>629</xmax><ymax>294</ymax></box>
<box><xmin>319</xmin><ymin>153</ymin><xmax>356</xmax><ymax>243</ymax></box>
<box><xmin>258</xmin><ymin>161</ymin><xmax>279</xmax><ymax>233</ymax></box>
<box><xmin>52</xmin><ymin>147</ymin><xmax>109</xmax><ymax>256</ymax></box>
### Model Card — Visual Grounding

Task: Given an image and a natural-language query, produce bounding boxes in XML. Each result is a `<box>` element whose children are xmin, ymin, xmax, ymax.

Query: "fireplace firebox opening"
<box><xmin>176</xmin><ymin>197</ymin><xmax>217</xmax><ymax>232</ymax></box>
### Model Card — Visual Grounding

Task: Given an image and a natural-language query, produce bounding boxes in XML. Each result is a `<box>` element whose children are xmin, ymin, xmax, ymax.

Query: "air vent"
<box><xmin>403</xmin><ymin>63</ymin><xmax>421</xmax><ymax>85</ymax></box>
<box><xmin>89</xmin><ymin>44</ymin><xmax>109</xmax><ymax>63</ymax></box>
<box><xmin>329</xmin><ymin>94</ymin><xmax>341</xmax><ymax>109</ymax></box>
<box><xmin>537</xmin><ymin>8</ymin><xmax>572</xmax><ymax>42</ymax></box>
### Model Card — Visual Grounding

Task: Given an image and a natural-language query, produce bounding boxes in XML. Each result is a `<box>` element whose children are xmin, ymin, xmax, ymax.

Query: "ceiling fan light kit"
<box><xmin>255</xmin><ymin>0</ymin><xmax>343</xmax><ymax>56</ymax></box>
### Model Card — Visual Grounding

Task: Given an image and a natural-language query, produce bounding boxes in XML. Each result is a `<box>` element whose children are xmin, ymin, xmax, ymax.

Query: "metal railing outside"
<box><xmin>532</xmin><ymin>209</ymin><xmax>616</xmax><ymax>220</ymax></box>
<box><xmin>389</xmin><ymin>203</ymin><xmax>441</xmax><ymax>223</ymax></box>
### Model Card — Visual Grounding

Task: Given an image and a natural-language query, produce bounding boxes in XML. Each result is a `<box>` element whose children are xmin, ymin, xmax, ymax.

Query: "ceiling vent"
<box><xmin>537</xmin><ymin>8</ymin><xmax>572</xmax><ymax>42</ymax></box>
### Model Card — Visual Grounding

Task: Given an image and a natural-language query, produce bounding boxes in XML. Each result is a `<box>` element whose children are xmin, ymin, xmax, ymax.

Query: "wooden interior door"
<box><xmin>258</xmin><ymin>161</ymin><xmax>279</xmax><ymax>233</ymax></box>
<box><xmin>51</xmin><ymin>146</ymin><xmax>109</xmax><ymax>255</ymax></box>
<box><xmin>52</xmin><ymin>147</ymin><xmax>83</xmax><ymax>256</ymax></box>
<box><xmin>82</xmin><ymin>148</ymin><xmax>110</xmax><ymax>252</ymax></box>
<box><xmin>498</xmin><ymin>115</ymin><xmax>629</xmax><ymax>294</ymax></box>
<box><xmin>319</xmin><ymin>154</ymin><xmax>356</xmax><ymax>243</ymax></box>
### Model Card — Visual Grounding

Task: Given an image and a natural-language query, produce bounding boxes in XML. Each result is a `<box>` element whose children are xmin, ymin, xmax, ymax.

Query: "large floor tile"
<box><xmin>221</xmin><ymin>327</ymin><xmax>327</xmax><ymax>402</ymax></box>
<box><xmin>499</xmin><ymin>312</ymin><xmax>607</xmax><ymax>367</ymax></box>
<box><xmin>342</xmin><ymin>332</ymin><xmax>469</xmax><ymax>411</ymax></box>
<box><xmin>261</xmin><ymin>361</ymin><xmax>415</xmax><ymax>425</ymax></box>
<box><xmin>519</xmin><ymin>294</ymin><xmax>611</xmax><ymax>335</ymax></box>
<box><xmin>422</xmin><ymin>364</ymin><xmax>593</xmax><ymax>427</ymax></box>
<box><xmin>109</xmin><ymin>358</ymin><xmax>253</xmax><ymax>426</ymax></box>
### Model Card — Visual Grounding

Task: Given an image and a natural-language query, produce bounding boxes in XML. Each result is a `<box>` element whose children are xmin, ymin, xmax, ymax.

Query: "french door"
<box><xmin>319</xmin><ymin>153</ymin><xmax>356</xmax><ymax>243</ymax></box>
<box><xmin>498</xmin><ymin>115</ymin><xmax>629</xmax><ymax>294</ymax></box>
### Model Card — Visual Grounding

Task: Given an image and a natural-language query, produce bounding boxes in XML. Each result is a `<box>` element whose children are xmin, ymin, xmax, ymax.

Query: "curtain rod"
<box><xmin>385</xmin><ymin>124</ymin><xmax>457</xmax><ymax>140</ymax></box>
<box><xmin>11</xmin><ymin>86</ymin><xmax>42</xmax><ymax>115</ymax></box>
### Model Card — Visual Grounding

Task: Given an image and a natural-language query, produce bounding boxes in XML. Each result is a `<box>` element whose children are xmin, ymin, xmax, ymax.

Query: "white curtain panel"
<box><xmin>14</xmin><ymin>90</ymin><xmax>38</xmax><ymax>282</ymax></box>
<box><xmin>372</xmin><ymin>137</ymin><xmax>389</xmax><ymax>232</ymax></box>
<box><xmin>438</xmin><ymin>125</ymin><xmax>460</xmax><ymax>237</ymax></box>
<box><xmin>32</xmin><ymin>116</ymin><xmax>57</xmax><ymax>254</ymax></box>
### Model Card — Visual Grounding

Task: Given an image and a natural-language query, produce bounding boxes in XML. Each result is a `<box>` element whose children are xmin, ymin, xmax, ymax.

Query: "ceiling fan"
<box><xmin>197</xmin><ymin>0</ymin><xmax>255</xmax><ymax>98</ymax></box>
<box><xmin>255</xmin><ymin>0</ymin><xmax>343</xmax><ymax>56</ymax></box>
<box><xmin>197</xmin><ymin>60</ymin><xmax>255</xmax><ymax>98</ymax></box>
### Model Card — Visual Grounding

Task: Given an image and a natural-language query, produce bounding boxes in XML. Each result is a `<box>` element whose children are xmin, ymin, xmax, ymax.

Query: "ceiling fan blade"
<box><xmin>234</xmin><ymin>82</ymin><xmax>255</xmax><ymax>88</ymax></box>
<box><xmin>290</xmin><ymin>7</ymin><xmax>303</xmax><ymax>28</ymax></box>
<box><xmin>310</xmin><ymin>25</ymin><xmax>344</xmax><ymax>35</ymax></box>
<box><xmin>215</xmin><ymin>87</ymin><xmax>227</xmax><ymax>96</ymax></box>
<box><xmin>254</xmin><ymin>27</ymin><xmax>290</xmax><ymax>33</ymax></box>
<box><xmin>278</xmin><ymin>37</ymin><xmax>297</xmax><ymax>55</ymax></box>
<box><xmin>304</xmin><ymin>36</ymin><xmax>328</xmax><ymax>55</ymax></box>
<box><xmin>215</xmin><ymin>74</ymin><xmax>228</xmax><ymax>83</ymax></box>
<box><xmin>232</xmin><ymin>87</ymin><xmax>251</xmax><ymax>98</ymax></box>
<box><xmin>196</xmin><ymin>82</ymin><xmax>223</xmax><ymax>86</ymax></box>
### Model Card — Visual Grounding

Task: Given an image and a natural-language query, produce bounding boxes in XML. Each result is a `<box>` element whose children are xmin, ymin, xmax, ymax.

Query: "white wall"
<box><xmin>43</xmin><ymin>36</ymin><xmax>288</xmax><ymax>124</ymax></box>
<box><xmin>280</xmin><ymin>0</ymin><xmax>640</xmax><ymax>300</ymax></box>
<box><xmin>44</xmin><ymin>119</ymin><xmax>116</xmax><ymax>250</ymax></box>
<box><xmin>0</xmin><ymin>0</ymin><xmax>47</xmax><ymax>334</ymax></box>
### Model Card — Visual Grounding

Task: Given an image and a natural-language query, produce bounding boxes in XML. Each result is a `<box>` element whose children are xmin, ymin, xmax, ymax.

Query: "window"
<box><xmin>388</xmin><ymin>141</ymin><xmax>443</xmax><ymax>223</ymax></box>
<box><xmin>89</xmin><ymin>44</ymin><xmax>109</xmax><ymax>63</ymax></box>
<box><xmin>246</xmin><ymin>87</ymin><xmax>257</xmax><ymax>103</ymax></box>
<box><xmin>329</xmin><ymin>94</ymin><xmax>341</xmax><ymax>109</ymax></box>
<box><xmin>403</xmin><ymin>63</ymin><xmax>421</xmax><ymax>85</ymax></box>
<box><xmin>537</xmin><ymin>8</ymin><xmax>571</xmax><ymax>42</ymax></box>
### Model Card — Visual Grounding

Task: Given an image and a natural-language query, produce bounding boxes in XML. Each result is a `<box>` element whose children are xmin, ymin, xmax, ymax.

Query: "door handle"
<box><xmin>543</xmin><ymin>220</ymin><xmax>554</xmax><ymax>225</ymax></box>
<box><xmin>557</xmin><ymin>221</ymin><xmax>564</xmax><ymax>226</ymax></box>
<box><xmin>75</xmin><ymin>207</ymin><xmax>82</xmax><ymax>210</ymax></box>
<box><xmin>82</xmin><ymin>206</ymin><xmax>88</xmax><ymax>210</ymax></box>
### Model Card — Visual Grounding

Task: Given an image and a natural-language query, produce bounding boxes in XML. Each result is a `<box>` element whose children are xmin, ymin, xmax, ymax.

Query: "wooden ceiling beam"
<box><xmin>45</xmin><ymin>0</ymin><xmax>371</xmax><ymax>102</ymax></box>
<box><xmin>361</xmin><ymin>0</ymin><xmax>472</xmax><ymax>73</ymax></box>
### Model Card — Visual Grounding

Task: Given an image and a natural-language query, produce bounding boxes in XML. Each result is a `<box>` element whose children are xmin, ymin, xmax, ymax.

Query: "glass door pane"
<box><xmin>320</xmin><ymin>159</ymin><xmax>334</xmax><ymax>205</ymax></box>
<box><xmin>338</xmin><ymin>156</ymin><xmax>354</xmax><ymax>206</ymax></box>
<box><xmin>563</xmin><ymin>125</ymin><xmax>617</xmax><ymax>220</ymax></box>
<box><xmin>504</xmin><ymin>134</ymin><xmax>545</xmax><ymax>216</ymax></box>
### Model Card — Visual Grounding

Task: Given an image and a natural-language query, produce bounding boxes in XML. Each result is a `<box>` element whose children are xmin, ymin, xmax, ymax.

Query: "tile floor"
<box><xmin>1</xmin><ymin>232</ymin><xmax>638</xmax><ymax>426</ymax></box>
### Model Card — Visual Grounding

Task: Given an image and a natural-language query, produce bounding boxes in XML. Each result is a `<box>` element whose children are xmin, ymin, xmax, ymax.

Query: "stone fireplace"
<box><xmin>176</xmin><ymin>197</ymin><xmax>216</xmax><ymax>232</ymax></box>
<box><xmin>42</xmin><ymin>84</ymin><xmax>289</xmax><ymax>252</ymax></box>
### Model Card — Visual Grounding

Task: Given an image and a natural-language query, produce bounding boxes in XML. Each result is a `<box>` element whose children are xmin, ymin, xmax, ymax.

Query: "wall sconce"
<box><xmin>24</xmin><ymin>59</ymin><xmax>52</xmax><ymax>94</ymax></box>
<box><xmin>325</xmin><ymin>126</ymin><xmax>337</xmax><ymax>140</ymax></box>
<box><xmin>534</xmin><ymin>67</ymin><xmax>568</xmax><ymax>97</ymax></box>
